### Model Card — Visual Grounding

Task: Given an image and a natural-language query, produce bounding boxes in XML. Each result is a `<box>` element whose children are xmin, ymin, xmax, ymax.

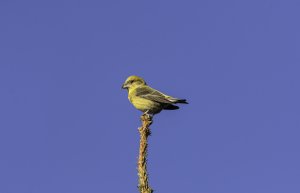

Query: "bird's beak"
<box><xmin>122</xmin><ymin>83</ymin><xmax>128</xmax><ymax>89</ymax></box>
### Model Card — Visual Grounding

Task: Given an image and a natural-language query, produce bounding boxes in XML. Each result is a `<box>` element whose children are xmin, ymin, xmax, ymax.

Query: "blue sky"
<box><xmin>0</xmin><ymin>0</ymin><xmax>299</xmax><ymax>193</ymax></box>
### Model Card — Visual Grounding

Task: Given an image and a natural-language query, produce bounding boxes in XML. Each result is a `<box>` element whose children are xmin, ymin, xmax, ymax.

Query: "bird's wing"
<box><xmin>135</xmin><ymin>86</ymin><xmax>173</xmax><ymax>104</ymax></box>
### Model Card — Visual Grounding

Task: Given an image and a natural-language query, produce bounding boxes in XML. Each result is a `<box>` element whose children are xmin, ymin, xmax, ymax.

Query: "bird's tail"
<box><xmin>163</xmin><ymin>104</ymin><xmax>179</xmax><ymax>110</ymax></box>
<box><xmin>168</xmin><ymin>97</ymin><xmax>188</xmax><ymax>104</ymax></box>
<box><xmin>175</xmin><ymin>99</ymin><xmax>188</xmax><ymax>104</ymax></box>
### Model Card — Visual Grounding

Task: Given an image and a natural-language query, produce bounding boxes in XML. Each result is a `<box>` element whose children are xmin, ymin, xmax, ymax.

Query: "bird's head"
<box><xmin>122</xmin><ymin>75</ymin><xmax>146</xmax><ymax>89</ymax></box>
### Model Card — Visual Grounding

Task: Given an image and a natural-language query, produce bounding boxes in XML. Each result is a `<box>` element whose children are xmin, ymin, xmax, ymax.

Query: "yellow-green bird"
<box><xmin>122</xmin><ymin>75</ymin><xmax>188</xmax><ymax>115</ymax></box>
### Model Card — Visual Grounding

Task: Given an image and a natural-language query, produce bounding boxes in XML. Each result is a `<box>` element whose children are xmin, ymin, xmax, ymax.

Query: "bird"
<box><xmin>122</xmin><ymin>75</ymin><xmax>188</xmax><ymax>116</ymax></box>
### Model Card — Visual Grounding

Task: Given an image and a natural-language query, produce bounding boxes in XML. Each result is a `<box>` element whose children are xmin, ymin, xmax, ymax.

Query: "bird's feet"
<box><xmin>143</xmin><ymin>110</ymin><xmax>153</xmax><ymax>118</ymax></box>
<box><xmin>142</xmin><ymin>110</ymin><xmax>153</xmax><ymax>123</ymax></box>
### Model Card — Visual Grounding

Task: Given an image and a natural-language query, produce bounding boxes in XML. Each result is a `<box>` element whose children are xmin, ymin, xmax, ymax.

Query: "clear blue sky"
<box><xmin>1</xmin><ymin>0</ymin><xmax>299</xmax><ymax>193</ymax></box>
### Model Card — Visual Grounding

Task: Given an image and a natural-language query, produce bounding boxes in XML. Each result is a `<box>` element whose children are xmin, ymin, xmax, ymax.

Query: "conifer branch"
<box><xmin>137</xmin><ymin>114</ymin><xmax>154</xmax><ymax>193</ymax></box>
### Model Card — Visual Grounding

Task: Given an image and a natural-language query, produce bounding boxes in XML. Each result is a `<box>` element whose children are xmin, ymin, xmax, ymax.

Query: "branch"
<box><xmin>137</xmin><ymin>114</ymin><xmax>154</xmax><ymax>193</ymax></box>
